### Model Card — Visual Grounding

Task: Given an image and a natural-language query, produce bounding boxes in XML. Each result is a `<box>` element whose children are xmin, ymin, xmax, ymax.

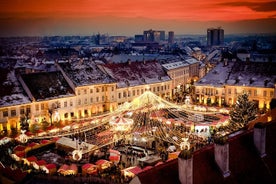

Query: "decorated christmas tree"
<box><xmin>230</xmin><ymin>92</ymin><xmax>258</xmax><ymax>126</ymax></box>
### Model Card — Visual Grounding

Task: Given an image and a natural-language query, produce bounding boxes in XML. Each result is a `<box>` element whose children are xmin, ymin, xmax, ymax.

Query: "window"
<box><xmin>165</xmin><ymin>85</ymin><xmax>166</xmax><ymax>90</ymax></box>
<box><xmin>78</xmin><ymin>99</ymin><xmax>81</xmax><ymax>105</ymax></box>
<box><xmin>161</xmin><ymin>86</ymin><xmax>163</xmax><ymax>91</ymax></box>
<box><xmin>118</xmin><ymin>93</ymin><xmax>121</xmax><ymax>99</ymax></box>
<box><xmin>64</xmin><ymin>101</ymin><xmax>67</xmax><ymax>107</ymax></box>
<box><xmin>248</xmin><ymin>90</ymin><xmax>251</xmax><ymax>96</ymax></box>
<box><xmin>141</xmin><ymin>89</ymin><xmax>144</xmax><ymax>94</ymax></box>
<box><xmin>90</xmin><ymin>89</ymin><xmax>93</xmax><ymax>93</ymax></box>
<box><xmin>3</xmin><ymin>111</ymin><xmax>8</xmax><ymax>117</ymax></box>
<box><xmin>35</xmin><ymin>104</ymin><xmax>39</xmax><ymax>111</ymax></box>
<box><xmin>11</xmin><ymin>110</ymin><xmax>16</xmax><ymax>117</ymax></box>
<box><xmin>153</xmin><ymin>87</ymin><xmax>156</xmax><ymax>92</ymax></box>
<box><xmin>41</xmin><ymin>104</ymin><xmax>44</xmax><ymax>110</ymax></box>
<box><xmin>102</xmin><ymin>96</ymin><xmax>105</xmax><ymax>101</ymax></box>
<box><xmin>133</xmin><ymin>90</ymin><xmax>135</xmax><ymax>96</ymax></box>
<box><xmin>137</xmin><ymin>90</ymin><xmax>140</xmax><ymax>95</ymax></box>
<box><xmin>102</xmin><ymin>87</ymin><xmax>104</xmax><ymax>92</ymax></box>
<box><xmin>84</xmin><ymin>109</ymin><xmax>88</xmax><ymax>115</ymax></box>
<box><xmin>270</xmin><ymin>91</ymin><xmax>274</xmax><ymax>97</ymax></box>
<box><xmin>26</xmin><ymin>107</ymin><xmax>31</xmax><ymax>114</ymax></box>
<box><xmin>84</xmin><ymin>89</ymin><xmax>87</xmax><ymax>94</ymax></box>
<box><xmin>112</xmin><ymin>87</ymin><xmax>114</xmax><ymax>91</ymax></box>
<box><xmin>70</xmin><ymin>101</ymin><xmax>73</xmax><ymax>106</ymax></box>
<box><xmin>64</xmin><ymin>113</ymin><xmax>68</xmax><ymax>118</ymax></box>
<box><xmin>96</xmin><ymin>88</ymin><xmax>99</xmax><ymax>93</ymax></box>
<box><xmin>78</xmin><ymin>90</ymin><xmax>81</xmax><ymax>95</ymax></box>
<box><xmin>157</xmin><ymin>87</ymin><xmax>160</xmax><ymax>92</ymax></box>
<box><xmin>84</xmin><ymin>98</ymin><xmax>87</xmax><ymax>104</ymax></box>
<box><xmin>20</xmin><ymin>108</ymin><xmax>25</xmax><ymax>115</ymax></box>
<box><xmin>216</xmin><ymin>90</ymin><xmax>218</xmax><ymax>95</ymax></box>
<box><xmin>96</xmin><ymin>97</ymin><xmax>99</xmax><ymax>102</ymax></box>
<box><xmin>263</xmin><ymin>91</ymin><xmax>267</xmax><ymax>97</ymax></box>
<box><xmin>90</xmin><ymin>97</ymin><xmax>93</xmax><ymax>103</ymax></box>
<box><xmin>228</xmin><ymin>89</ymin><xmax>231</xmax><ymax>94</ymax></box>
<box><xmin>254</xmin><ymin>90</ymin><xmax>257</xmax><ymax>96</ymax></box>
<box><xmin>70</xmin><ymin>112</ymin><xmax>74</xmax><ymax>118</ymax></box>
<box><xmin>123</xmin><ymin>91</ymin><xmax>127</xmax><ymax>98</ymax></box>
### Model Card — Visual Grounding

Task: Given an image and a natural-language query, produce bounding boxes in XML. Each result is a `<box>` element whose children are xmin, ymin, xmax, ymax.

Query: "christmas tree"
<box><xmin>230</xmin><ymin>92</ymin><xmax>257</xmax><ymax>126</ymax></box>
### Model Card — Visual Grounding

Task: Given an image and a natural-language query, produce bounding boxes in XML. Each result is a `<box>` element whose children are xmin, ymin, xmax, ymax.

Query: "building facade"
<box><xmin>0</xmin><ymin>59</ymin><xmax>172</xmax><ymax>133</ymax></box>
<box><xmin>207</xmin><ymin>27</ymin><xmax>224</xmax><ymax>46</ymax></box>
<box><xmin>194</xmin><ymin>60</ymin><xmax>276</xmax><ymax>108</ymax></box>
<box><xmin>168</xmin><ymin>31</ymin><xmax>174</xmax><ymax>44</ymax></box>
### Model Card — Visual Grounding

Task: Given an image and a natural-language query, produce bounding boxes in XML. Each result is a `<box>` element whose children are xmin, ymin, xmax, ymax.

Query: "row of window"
<box><xmin>117</xmin><ymin>85</ymin><xmax>169</xmax><ymax>99</ymax></box>
<box><xmin>2</xmin><ymin>107</ymin><xmax>31</xmax><ymax>118</ymax></box>
<box><xmin>197</xmin><ymin>88</ymin><xmax>274</xmax><ymax>98</ymax></box>
<box><xmin>77</xmin><ymin>86</ymin><xmax>115</xmax><ymax>95</ymax></box>
<box><xmin>173</xmin><ymin>70</ymin><xmax>189</xmax><ymax>77</ymax></box>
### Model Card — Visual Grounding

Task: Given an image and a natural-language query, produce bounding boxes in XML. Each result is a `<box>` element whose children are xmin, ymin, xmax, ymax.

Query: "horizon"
<box><xmin>0</xmin><ymin>0</ymin><xmax>276</xmax><ymax>37</ymax></box>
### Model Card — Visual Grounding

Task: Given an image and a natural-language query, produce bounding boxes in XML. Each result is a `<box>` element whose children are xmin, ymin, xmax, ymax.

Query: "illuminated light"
<box><xmin>62</xmin><ymin>125</ymin><xmax>71</xmax><ymax>131</ymax></box>
<box><xmin>72</xmin><ymin>150</ymin><xmax>82</xmax><ymax>161</ymax></box>
<box><xmin>126</xmin><ymin>111</ymin><xmax>133</xmax><ymax>117</ymax></box>
<box><xmin>180</xmin><ymin>138</ymin><xmax>190</xmax><ymax>150</ymax></box>
<box><xmin>54</xmin><ymin>111</ymin><xmax>60</xmax><ymax>122</ymax></box>
<box><xmin>6</xmin><ymin>123</ymin><xmax>11</xmax><ymax>131</ymax></box>
<box><xmin>49</xmin><ymin>128</ymin><xmax>59</xmax><ymax>133</ymax></box>
<box><xmin>72</xmin><ymin>124</ymin><xmax>79</xmax><ymax>129</ymax></box>
<box><xmin>18</xmin><ymin>130</ymin><xmax>28</xmax><ymax>143</ymax></box>
<box><xmin>109</xmin><ymin>117</ymin><xmax>133</xmax><ymax>131</ymax></box>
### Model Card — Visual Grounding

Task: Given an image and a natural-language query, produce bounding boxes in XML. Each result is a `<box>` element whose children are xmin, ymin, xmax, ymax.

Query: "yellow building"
<box><xmin>0</xmin><ymin>59</ymin><xmax>172</xmax><ymax>133</ymax></box>
<box><xmin>162</xmin><ymin>58</ymin><xmax>200</xmax><ymax>93</ymax></box>
<box><xmin>194</xmin><ymin>60</ymin><xmax>276</xmax><ymax>109</ymax></box>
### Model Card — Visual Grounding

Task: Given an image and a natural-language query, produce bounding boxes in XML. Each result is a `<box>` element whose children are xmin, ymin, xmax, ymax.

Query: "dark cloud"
<box><xmin>219</xmin><ymin>1</ymin><xmax>276</xmax><ymax>12</ymax></box>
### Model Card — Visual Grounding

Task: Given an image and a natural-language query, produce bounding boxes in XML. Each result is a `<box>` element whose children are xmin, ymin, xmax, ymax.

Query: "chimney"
<box><xmin>214</xmin><ymin>136</ymin><xmax>231</xmax><ymax>178</ymax></box>
<box><xmin>178</xmin><ymin>150</ymin><xmax>193</xmax><ymax>184</ymax></box>
<box><xmin>253</xmin><ymin>122</ymin><xmax>266</xmax><ymax>158</ymax></box>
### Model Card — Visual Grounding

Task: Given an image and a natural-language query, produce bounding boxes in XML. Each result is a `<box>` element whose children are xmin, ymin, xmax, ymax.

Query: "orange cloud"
<box><xmin>1</xmin><ymin>0</ymin><xmax>275</xmax><ymax>21</ymax></box>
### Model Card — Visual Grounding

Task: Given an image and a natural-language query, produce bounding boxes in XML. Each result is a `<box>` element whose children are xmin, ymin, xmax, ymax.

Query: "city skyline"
<box><xmin>0</xmin><ymin>0</ymin><xmax>276</xmax><ymax>36</ymax></box>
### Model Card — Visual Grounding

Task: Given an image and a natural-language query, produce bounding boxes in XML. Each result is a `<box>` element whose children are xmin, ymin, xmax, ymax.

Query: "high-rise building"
<box><xmin>207</xmin><ymin>27</ymin><xmax>224</xmax><ymax>46</ymax></box>
<box><xmin>168</xmin><ymin>31</ymin><xmax>174</xmax><ymax>44</ymax></box>
<box><xmin>143</xmin><ymin>29</ymin><xmax>165</xmax><ymax>42</ymax></box>
<box><xmin>159</xmin><ymin>31</ymin><xmax>165</xmax><ymax>41</ymax></box>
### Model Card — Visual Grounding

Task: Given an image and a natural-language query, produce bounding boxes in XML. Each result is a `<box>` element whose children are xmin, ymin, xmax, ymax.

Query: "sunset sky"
<box><xmin>0</xmin><ymin>0</ymin><xmax>276</xmax><ymax>36</ymax></box>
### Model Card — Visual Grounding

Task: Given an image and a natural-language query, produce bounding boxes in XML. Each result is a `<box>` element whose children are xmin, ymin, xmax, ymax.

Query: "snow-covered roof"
<box><xmin>105</xmin><ymin>54</ymin><xmax>181</xmax><ymax>64</ymax></box>
<box><xmin>162</xmin><ymin>61</ymin><xmax>189</xmax><ymax>70</ymax></box>
<box><xmin>206</xmin><ymin>49</ymin><xmax>221</xmax><ymax>61</ymax></box>
<box><xmin>193</xmin><ymin>47</ymin><xmax>201</xmax><ymax>52</ymax></box>
<box><xmin>21</xmin><ymin>71</ymin><xmax>75</xmax><ymax>101</ymax></box>
<box><xmin>0</xmin><ymin>61</ymin><xmax>31</xmax><ymax>107</ymax></box>
<box><xmin>59</xmin><ymin>59</ymin><xmax>115</xmax><ymax>86</ymax></box>
<box><xmin>185</xmin><ymin>58</ymin><xmax>200</xmax><ymax>65</ymax></box>
<box><xmin>196</xmin><ymin>61</ymin><xmax>276</xmax><ymax>88</ymax></box>
<box><xmin>99</xmin><ymin>60</ymin><xmax>171</xmax><ymax>88</ymax></box>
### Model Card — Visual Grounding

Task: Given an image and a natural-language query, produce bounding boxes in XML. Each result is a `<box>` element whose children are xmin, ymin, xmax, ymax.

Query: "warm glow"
<box><xmin>1</xmin><ymin>0</ymin><xmax>275</xmax><ymax>36</ymax></box>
